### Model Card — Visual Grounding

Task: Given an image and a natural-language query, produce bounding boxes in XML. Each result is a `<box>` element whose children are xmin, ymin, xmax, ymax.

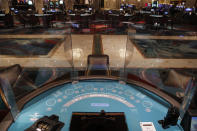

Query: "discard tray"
<box><xmin>69</xmin><ymin>110</ymin><xmax>128</xmax><ymax>131</ymax></box>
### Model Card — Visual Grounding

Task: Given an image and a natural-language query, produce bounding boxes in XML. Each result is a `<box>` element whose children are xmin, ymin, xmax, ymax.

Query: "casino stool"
<box><xmin>29</xmin><ymin>15</ymin><xmax>40</xmax><ymax>27</ymax></box>
<box><xmin>17</xmin><ymin>13</ymin><xmax>26</xmax><ymax>27</ymax></box>
<box><xmin>159</xmin><ymin>69</ymin><xmax>193</xmax><ymax>99</ymax></box>
<box><xmin>4</xmin><ymin>14</ymin><xmax>14</xmax><ymax>28</ymax></box>
<box><xmin>86</xmin><ymin>55</ymin><xmax>110</xmax><ymax>76</ymax></box>
<box><xmin>43</xmin><ymin>15</ymin><xmax>52</xmax><ymax>28</ymax></box>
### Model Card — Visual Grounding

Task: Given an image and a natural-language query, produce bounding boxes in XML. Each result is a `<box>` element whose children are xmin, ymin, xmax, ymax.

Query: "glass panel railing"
<box><xmin>0</xmin><ymin>6</ymin><xmax>197</xmax><ymax>131</ymax></box>
<box><xmin>123</xmin><ymin>27</ymin><xmax>135</xmax><ymax>81</ymax></box>
<box><xmin>180</xmin><ymin>78</ymin><xmax>196</xmax><ymax>118</ymax></box>
<box><xmin>0</xmin><ymin>76</ymin><xmax>19</xmax><ymax>121</ymax></box>
<box><xmin>126</xmin><ymin>19</ymin><xmax>197</xmax><ymax>121</ymax></box>
<box><xmin>126</xmin><ymin>25</ymin><xmax>197</xmax><ymax>100</ymax></box>
<box><xmin>0</xmin><ymin>28</ymin><xmax>73</xmax><ymax>110</ymax></box>
<box><xmin>72</xmin><ymin>34</ymin><xmax>112</xmax><ymax>80</ymax></box>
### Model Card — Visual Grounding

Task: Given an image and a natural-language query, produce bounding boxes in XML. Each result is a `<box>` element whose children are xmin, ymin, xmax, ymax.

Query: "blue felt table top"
<box><xmin>8</xmin><ymin>80</ymin><xmax>183</xmax><ymax>131</ymax></box>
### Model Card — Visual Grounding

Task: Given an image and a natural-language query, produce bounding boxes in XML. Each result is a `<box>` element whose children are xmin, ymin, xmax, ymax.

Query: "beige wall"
<box><xmin>0</xmin><ymin>0</ymin><xmax>9</xmax><ymax>13</ymax></box>
<box><xmin>105</xmin><ymin>0</ymin><xmax>116</xmax><ymax>9</ymax></box>
<box><xmin>65</xmin><ymin>0</ymin><xmax>74</xmax><ymax>9</ymax></box>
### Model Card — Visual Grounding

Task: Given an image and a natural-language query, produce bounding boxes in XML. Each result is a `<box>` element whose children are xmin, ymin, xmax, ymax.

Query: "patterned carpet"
<box><xmin>0</xmin><ymin>38</ymin><xmax>63</xmax><ymax>56</ymax></box>
<box><xmin>133</xmin><ymin>39</ymin><xmax>197</xmax><ymax>59</ymax></box>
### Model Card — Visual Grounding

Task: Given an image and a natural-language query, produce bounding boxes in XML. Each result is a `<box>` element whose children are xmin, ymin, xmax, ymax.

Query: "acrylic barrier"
<box><xmin>70</xmin><ymin>32</ymin><xmax>134</xmax><ymax>82</ymax></box>
<box><xmin>0</xmin><ymin>22</ymin><xmax>196</xmax><ymax>131</ymax></box>
<box><xmin>0</xmin><ymin>30</ymin><xmax>73</xmax><ymax>121</ymax></box>
<box><xmin>125</xmin><ymin>25</ymin><xmax>197</xmax><ymax>120</ymax></box>
<box><xmin>0</xmin><ymin>76</ymin><xmax>18</xmax><ymax>121</ymax></box>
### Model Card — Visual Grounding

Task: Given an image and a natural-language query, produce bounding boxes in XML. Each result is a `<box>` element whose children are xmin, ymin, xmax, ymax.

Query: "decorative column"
<box><xmin>0</xmin><ymin>0</ymin><xmax>10</xmax><ymax>14</ymax></box>
<box><xmin>158</xmin><ymin>0</ymin><xmax>170</xmax><ymax>4</ymax></box>
<box><xmin>104</xmin><ymin>0</ymin><xmax>117</xmax><ymax>9</ymax></box>
<box><xmin>65</xmin><ymin>0</ymin><xmax>74</xmax><ymax>10</ymax></box>
<box><xmin>80</xmin><ymin>0</ymin><xmax>84</xmax><ymax>4</ymax></box>
<box><xmin>85</xmin><ymin>0</ymin><xmax>89</xmax><ymax>4</ymax></box>
<box><xmin>186</xmin><ymin>0</ymin><xmax>196</xmax><ymax>7</ymax></box>
<box><xmin>35</xmin><ymin>0</ymin><xmax>44</xmax><ymax>14</ymax></box>
<box><xmin>116</xmin><ymin>0</ymin><xmax>121</xmax><ymax>9</ymax></box>
<box><xmin>93</xmin><ymin>0</ymin><xmax>100</xmax><ymax>11</ymax></box>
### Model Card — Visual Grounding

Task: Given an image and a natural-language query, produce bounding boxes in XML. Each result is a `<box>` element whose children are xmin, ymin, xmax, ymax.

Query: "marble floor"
<box><xmin>0</xmin><ymin>34</ymin><xmax>197</xmax><ymax>69</ymax></box>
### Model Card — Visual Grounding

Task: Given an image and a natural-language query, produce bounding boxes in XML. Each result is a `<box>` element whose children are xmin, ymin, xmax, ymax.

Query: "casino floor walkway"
<box><xmin>0</xmin><ymin>34</ymin><xmax>197</xmax><ymax>69</ymax></box>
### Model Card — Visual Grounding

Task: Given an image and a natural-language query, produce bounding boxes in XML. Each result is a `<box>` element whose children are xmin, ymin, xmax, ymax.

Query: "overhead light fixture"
<box><xmin>28</xmin><ymin>0</ymin><xmax>33</xmax><ymax>5</ymax></box>
<box><xmin>59</xmin><ymin>0</ymin><xmax>63</xmax><ymax>4</ymax></box>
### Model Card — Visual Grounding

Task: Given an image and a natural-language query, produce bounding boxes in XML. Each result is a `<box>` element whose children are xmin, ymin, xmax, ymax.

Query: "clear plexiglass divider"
<box><xmin>0</xmin><ymin>19</ymin><xmax>196</xmax><ymax>127</ymax></box>
<box><xmin>0</xmin><ymin>27</ymin><xmax>73</xmax><ymax>120</ymax></box>
<box><xmin>126</xmin><ymin>24</ymin><xmax>197</xmax><ymax>120</ymax></box>
<box><xmin>70</xmin><ymin>27</ymin><xmax>134</xmax><ymax>82</ymax></box>
<box><xmin>0</xmin><ymin>75</ymin><xmax>19</xmax><ymax>121</ymax></box>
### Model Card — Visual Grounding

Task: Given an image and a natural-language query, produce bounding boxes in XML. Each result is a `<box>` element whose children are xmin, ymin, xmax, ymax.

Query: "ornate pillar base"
<box><xmin>0</xmin><ymin>0</ymin><xmax>9</xmax><ymax>14</ymax></box>
<box><xmin>35</xmin><ymin>0</ymin><xmax>43</xmax><ymax>14</ymax></box>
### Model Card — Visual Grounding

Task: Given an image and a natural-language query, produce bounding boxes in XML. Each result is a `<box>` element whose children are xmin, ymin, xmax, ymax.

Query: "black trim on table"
<box><xmin>0</xmin><ymin>76</ymin><xmax>181</xmax><ymax>131</ymax></box>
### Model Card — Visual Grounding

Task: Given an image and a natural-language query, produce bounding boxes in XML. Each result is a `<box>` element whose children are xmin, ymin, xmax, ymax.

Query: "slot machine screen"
<box><xmin>180</xmin><ymin>6</ymin><xmax>184</xmax><ymax>8</ymax></box>
<box><xmin>191</xmin><ymin>117</ymin><xmax>197</xmax><ymax>131</ymax></box>
<box><xmin>15</xmin><ymin>10</ymin><xmax>19</xmax><ymax>14</ymax></box>
<box><xmin>50</xmin><ymin>2</ymin><xmax>53</xmax><ymax>5</ymax></box>
<box><xmin>128</xmin><ymin>4</ymin><xmax>133</xmax><ymax>8</ymax></box>
<box><xmin>72</xmin><ymin>23</ymin><xmax>79</xmax><ymax>28</ymax></box>
<box><xmin>158</xmin><ymin>4</ymin><xmax>162</xmax><ymax>8</ymax></box>
<box><xmin>56</xmin><ymin>2</ymin><xmax>59</xmax><ymax>6</ymax></box>
<box><xmin>164</xmin><ymin>12</ymin><xmax>168</xmax><ymax>15</ymax></box>
<box><xmin>152</xmin><ymin>1</ymin><xmax>158</xmax><ymax>7</ymax></box>
<box><xmin>185</xmin><ymin>8</ymin><xmax>192</xmax><ymax>12</ymax></box>
<box><xmin>51</xmin><ymin>9</ymin><xmax>56</xmax><ymax>12</ymax></box>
